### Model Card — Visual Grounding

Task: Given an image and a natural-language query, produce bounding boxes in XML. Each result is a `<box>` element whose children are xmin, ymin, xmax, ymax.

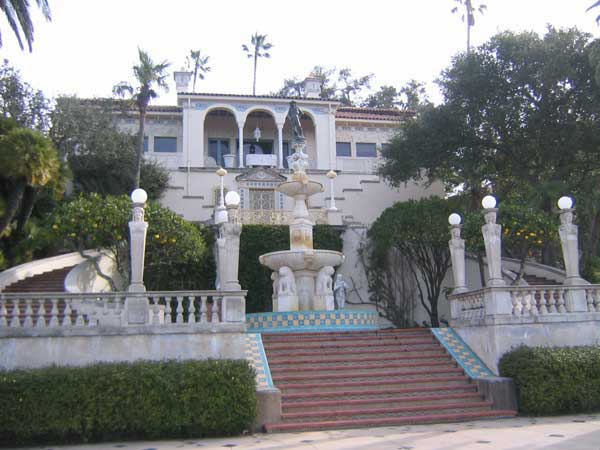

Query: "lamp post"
<box><xmin>128</xmin><ymin>188</ymin><xmax>148</xmax><ymax>293</ymax></box>
<box><xmin>481</xmin><ymin>195</ymin><xmax>505</xmax><ymax>287</ymax></box>
<box><xmin>126</xmin><ymin>188</ymin><xmax>150</xmax><ymax>324</ymax></box>
<box><xmin>215</xmin><ymin>167</ymin><xmax>228</xmax><ymax>225</ymax></box>
<box><xmin>326</xmin><ymin>170</ymin><xmax>337</xmax><ymax>211</ymax></box>
<box><xmin>558</xmin><ymin>196</ymin><xmax>588</xmax><ymax>287</ymax></box>
<box><xmin>448</xmin><ymin>213</ymin><xmax>468</xmax><ymax>296</ymax></box>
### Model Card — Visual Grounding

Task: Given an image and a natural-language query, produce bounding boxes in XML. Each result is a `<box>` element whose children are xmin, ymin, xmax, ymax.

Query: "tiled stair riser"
<box><xmin>246</xmin><ymin>310</ymin><xmax>378</xmax><ymax>333</ymax></box>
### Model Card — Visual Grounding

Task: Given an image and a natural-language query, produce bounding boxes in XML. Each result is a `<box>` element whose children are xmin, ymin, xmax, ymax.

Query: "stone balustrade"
<box><xmin>0</xmin><ymin>290</ymin><xmax>246</xmax><ymax>336</ymax></box>
<box><xmin>239</xmin><ymin>209</ymin><xmax>328</xmax><ymax>225</ymax></box>
<box><xmin>449</xmin><ymin>285</ymin><xmax>600</xmax><ymax>323</ymax></box>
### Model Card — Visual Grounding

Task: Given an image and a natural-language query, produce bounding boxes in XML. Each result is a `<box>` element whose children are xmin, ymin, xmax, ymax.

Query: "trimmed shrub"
<box><xmin>239</xmin><ymin>224</ymin><xmax>344</xmax><ymax>313</ymax></box>
<box><xmin>0</xmin><ymin>360</ymin><xmax>256</xmax><ymax>446</ymax></box>
<box><xmin>499</xmin><ymin>346</ymin><xmax>600</xmax><ymax>415</ymax></box>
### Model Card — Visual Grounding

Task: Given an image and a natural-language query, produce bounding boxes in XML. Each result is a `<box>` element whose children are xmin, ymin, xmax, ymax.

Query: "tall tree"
<box><xmin>451</xmin><ymin>0</ymin><xmax>486</xmax><ymax>53</ymax></box>
<box><xmin>242</xmin><ymin>32</ymin><xmax>273</xmax><ymax>96</ymax></box>
<box><xmin>362</xmin><ymin>85</ymin><xmax>399</xmax><ymax>108</ymax></box>
<box><xmin>113</xmin><ymin>48</ymin><xmax>170</xmax><ymax>189</ymax></box>
<box><xmin>0</xmin><ymin>0</ymin><xmax>50</xmax><ymax>52</ymax></box>
<box><xmin>185</xmin><ymin>49</ymin><xmax>211</xmax><ymax>92</ymax></box>
<box><xmin>588</xmin><ymin>1</ymin><xmax>600</xmax><ymax>24</ymax></box>
<box><xmin>337</xmin><ymin>68</ymin><xmax>372</xmax><ymax>106</ymax></box>
<box><xmin>381</xmin><ymin>28</ymin><xmax>600</xmax><ymax>274</ymax></box>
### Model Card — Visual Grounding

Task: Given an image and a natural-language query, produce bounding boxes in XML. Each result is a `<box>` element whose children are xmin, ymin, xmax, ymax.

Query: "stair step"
<box><xmin>282</xmin><ymin>384</ymin><xmax>479</xmax><ymax>402</ymax></box>
<box><xmin>262</xmin><ymin>332</ymin><xmax>433</xmax><ymax>344</ymax></box>
<box><xmin>270</xmin><ymin>360</ymin><xmax>455</xmax><ymax>374</ymax></box>
<box><xmin>263</xmin><ymin>339</ymin><xmax>436</xmax><ymax>351</ymax></box>
<box><xmin>281</xmin><ymin>401</ymin><xmax>493</xmax><ymax>422</ymax></box>
<box><xmin>264</xmin><ymin>409</ymin><xmax>518</xmax><ymax>433</ymax></box>
<box><xmin>265</xmin><ymin>343</ymin><xmax>442</xmax><ymax>356</ymax></box>
<box><xmin>261</xmin><ymin>328</ymin><xmax>431</xmax><ymax>339</ymax></box>
<box><xmin>273</xmin><ymin>367</ymin><xmax>464</xmax><ymax>384</ymax></box>
<box><xmin>283</xmin><ymin>392</ymin><xmax>485</xmax><ymax>412</ymax></box>
<box><xmin>267</xmin><ymin>353</ymin><xmax>449</xmax><ymax>367</ymax></box>
<box><xmin>266</xmin><ymin>348</ymin><xmax>446</xmax><ymax>361</ymax></box>
<box><xmin>279</xmin><ymin>376</ymin><xmax>470</xmax><ymax>393</ymax></box>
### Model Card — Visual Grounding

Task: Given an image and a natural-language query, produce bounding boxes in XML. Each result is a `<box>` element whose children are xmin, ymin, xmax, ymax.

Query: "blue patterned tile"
<box><xmin>431</xmin><ymin>327</ymin><xmax>494</xmax><ymax>378</ymax></box>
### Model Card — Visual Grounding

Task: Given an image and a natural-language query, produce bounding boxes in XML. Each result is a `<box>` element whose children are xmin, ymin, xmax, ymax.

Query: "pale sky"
<box><xmin>1</xmin><ymin>0</ymin><xmax>599</xmax><ymax>106</ymax></box>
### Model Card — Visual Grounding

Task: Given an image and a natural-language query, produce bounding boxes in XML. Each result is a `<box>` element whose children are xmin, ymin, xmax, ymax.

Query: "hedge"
<box><xmin>0</xmin><ymin>360</ymin><xmax>256</xmax><ymax>447</ymax></box>
<box><xmin>239</xmin><ymin>224</ymin><xmax>344</xmax><ymax>313</ymax></box>
<box><xmin>499</xmin><ymin>346</ymin><xmax>600</xmax><ymax>415</ymax></box>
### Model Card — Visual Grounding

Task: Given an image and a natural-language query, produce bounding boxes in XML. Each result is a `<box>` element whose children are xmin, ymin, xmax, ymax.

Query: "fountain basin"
<box><xmin>259</xmin><ymin>249</ymin><xmax>344</xmax><ymax>272</ymax></box>
<box><xmin>277</xmin><ymin>179</ymin><xmax>324</xmax><ymax>198</ymax></box>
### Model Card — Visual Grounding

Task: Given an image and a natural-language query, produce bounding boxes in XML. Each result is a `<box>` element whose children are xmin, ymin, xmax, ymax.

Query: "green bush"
<box><xmin>0</xmin><ymin>360</ymin><xmax>256</xmax><ymax>446</ymax></box>
<box><xmin>240</xmin><ymin>224</ymin><xmax>343</xmax><ymax>313</ymax></box>
<box><xmin>499</xmin><ymin>346</ymin><xmax>600</xmax><ymax>415</ymax></box>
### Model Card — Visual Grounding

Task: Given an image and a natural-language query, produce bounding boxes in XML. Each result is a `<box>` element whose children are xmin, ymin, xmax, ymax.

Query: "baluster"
<box><xmin>9</xmin><ymin>300</ymin><xmax>20</xmax><ymax>327</ymax></box>
<box><xmin>511</xmin><ymin>291</ymin><xmax>522</xmax><ymax>315</ymax></box>
<box><xmin>556</xmin><ymin>289</ymin><xmax>567</xmax><ymax>313</ymax></box>
<box><xmin>88</xmin><ymin>309</ymin><xmax>97</xmax><ymax>327</ymax></box>
<box><xmin>587</xmin><ymin>290</ymin><xmax>595</xmax><ymax>312</ymax></box>
<box><xmin>0</xmin><ymin>299</ymin><xmax>7</xmax><ymax>327</ymax></box>
<box><xmin>24</xmin><ymin>299</ymin><xmax>36</xmax><ymax>328</ymax></box>
<box><xmin>546</xmin><ymin>289</ymin><xmax>557</xmax><ymax>313</ymax></box>
<box><xmin>594</xmin><ymin>290</ymin><xmax>600</xmax><ymax>312</ymax></box>
<box><xmin>147</xmin><ymin>296</ymin><xmax>157</xmax><ymax>325</ymax></box>
<box><xmin>49</xmin><ymin>298</ymin><xmax>59</xmax><ymax>327</ymax></box>
<box><xmin>176</xmin><ymin>296</ymin><xmax>184</xmax><ymax>324</ymax></box>
<box><xmin>211</xmin><ymin>296</ymin><xmax>220</xmax><ymax>323</ymax></box>
<box><xmin>164</xmin><ymin>296</ymin><xmax>172</xmax><ymax>323</ymax></box>
<box><xmin>538</xmin><ymin>290</ymin><xmax>548</xmax><ymax>315</ymax></box>
<box><xmin>187</xmin><ymin>295</ymin><xmax>196</xmax><ymax>324</ymax></box>
<box><xmin>200</xmin><ymin>296</ymin><xmax>208</xmax><ymax>323</ymax></box>
<box><xmin>62</xmin><ymin>300</ymin><xmax>73</xmax><ymax>327</ymax></box>
<box><xmin>521</xmin><ymin>291</ymin><xmax>531</xmax><ymax>315</ymax></box>
<box><xmin>74</xmin><ymin>305</ymin><xmax>85</xmax><ymax>326</ymax></box>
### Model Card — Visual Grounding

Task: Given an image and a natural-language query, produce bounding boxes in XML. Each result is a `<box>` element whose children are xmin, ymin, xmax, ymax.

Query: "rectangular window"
<box><xmin>143</xmin><ymin>136</ymin><xmax>148</xmax><ymax>152</ymax></box>
<box><xmin>154</xmin><ymin>136</ymin><xmax>177</xmax><ymax>153</ymax></box>
<box><xmin>356</xmin><ymin>142</ymin><xmax>377</xmax><ymax>158</ymax></box>
<box><xmin>336</xmin><ymin>142</ymin><xmax>351</xmax><ymax>157</ymax></box>
<box><xmin>209</xmin><ymin>139</ymin><xmax>230</xmax><ymax>167</ymax></box>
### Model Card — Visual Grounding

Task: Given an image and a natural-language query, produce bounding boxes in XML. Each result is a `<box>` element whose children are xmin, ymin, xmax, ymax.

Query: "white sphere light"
<box><xmin>225</xmin><ymin>190</ymin><xmax>241</xmax><ymax>207</ymax></box>
<box><xmin>130</xmin><ymin>188</ymin><xmax>147</xmax><ymax>204</ymax></box>
<box><xmin>481</xmin><ymin>195</ymin><xmax>497</xmax><ymax>209</ymax></box>
<box><xmin>558</xmin><ymin>196</ymin><xmax>573</xmax><ymax>210</ymax></box>
<box><xmin>448</xmin><ymin>213</ymin><xmax>462</xmax><ymax>226</ymax></box>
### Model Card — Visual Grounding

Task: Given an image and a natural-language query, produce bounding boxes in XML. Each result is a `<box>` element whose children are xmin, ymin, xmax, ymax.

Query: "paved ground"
<box><xmin>20</xmin><ymin>414</ymin><xmax>600</xmax><ymax>450</ymax></box>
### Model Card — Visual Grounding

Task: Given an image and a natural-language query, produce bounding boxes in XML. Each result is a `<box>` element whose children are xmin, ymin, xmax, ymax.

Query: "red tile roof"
<box><xmin>335</xmin><ymin>107</ymin><xmax>413</xmax><ymax>122</ymax></box>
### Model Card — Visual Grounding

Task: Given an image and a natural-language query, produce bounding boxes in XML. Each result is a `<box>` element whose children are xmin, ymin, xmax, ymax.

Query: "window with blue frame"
<box><xmin>154</xmin><ymin>136</ymin><xmax>177</xmax><ymax>153</ymax></box>
<box><xmin>209</xmin><ymin>139</ymin><xmax>230</xmax><ymax>167</ymax></box>
<box><xmin>356</xmin><ymin>142</ymin><xmax>377</xmax><ymax>157</ymax></box>
<box><xmin>336</xmin><ymin>142</ymin><xmax>351</xmax><ymax>157</ymax></box>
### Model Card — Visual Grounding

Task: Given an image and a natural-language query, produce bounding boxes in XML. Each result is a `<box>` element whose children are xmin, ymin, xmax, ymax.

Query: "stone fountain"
<box><xmin>259</xmin><ymin>102</ymin><xmax>344</xmax><ymax>312</ymax></box>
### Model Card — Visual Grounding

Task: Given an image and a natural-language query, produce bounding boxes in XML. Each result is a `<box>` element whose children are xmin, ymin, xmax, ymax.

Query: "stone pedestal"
<box><xmin>313</xmin><ymin>294</ymin><xmax>335</xmax><ymax>311</ymax></box>
<box><xmin>276</xmin><ymin>293</ymin><xmax>299</xmax><ymax>311</ymax></box>
<box><xmin>295</xmin><ymin>269</ymin><xmax>316</xmax><ymax>310</ymax></box>
<box><xmin>449</xmin><ymin>224</ymin><xmax>468</xmax><ymax>294</ymax></box>
<box><xmin>482</xmin><ymin>208</ymin><xmax>505</xmax><ymax>287</ymax></box>
<box><xmin>221</xmin><ymin>221</ymin><xmax>242</xmax><ymax>291</ymax></box>
<box><xmin>126</xmin><ymin>207</ymin><xmax>149</xmax><ymax>325</ymax></box>
<box><xmin>484</xmin><ymin>289</ymin><xmax>513</xmax><ymax>316</ymax></box>
<box><xmin>221</xmin><ymin>295</ymin><xmax>246</xmax><ymax>322</ymax></box>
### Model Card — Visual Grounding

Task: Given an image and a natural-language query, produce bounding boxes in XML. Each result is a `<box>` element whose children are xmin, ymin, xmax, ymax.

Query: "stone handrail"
<box><xmin>449</xmin><ymin>285</ymin><xmax>600</xmax><ymax>321</ymax></box>
<box><xmin>0</xmin><ymin>290</ymin><xmax>246</xmax><ymax>335</ymax></box>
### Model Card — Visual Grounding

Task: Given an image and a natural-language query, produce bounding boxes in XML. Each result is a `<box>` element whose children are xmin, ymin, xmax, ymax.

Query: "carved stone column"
<box><xmin>448</xmin><ymin>214</ymin><xmax>468</xmax><ymax>294</ymax></box>
<box><xmin>126</xmin><ymin>189</ymin><xmax>149</xmax><ymax>324</ymax></box>
<box><xmin>558</xmin><ymin>198</ymin><xmax>589</xmax><ymax>312</ymax></box>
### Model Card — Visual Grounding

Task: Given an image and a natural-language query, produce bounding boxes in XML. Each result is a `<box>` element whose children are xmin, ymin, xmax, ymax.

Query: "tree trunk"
<box><xmin>134</xmin><ymin>108</ymin><xmax>146</xmax><ymax>190</ymax></box>
<box><xmin>15</xmin><ymin>185</ymin><xmax>36</xmax><ymax>236</ymax></box>
<box><xmin>0</xmin><ymin>180</ymin><xmax>25</xmax><ymax>237</ymax></box>
<box><xmin>252</xmin><ymin>53</ymin><xmax>258</xmax><ymax>96</ymax></box>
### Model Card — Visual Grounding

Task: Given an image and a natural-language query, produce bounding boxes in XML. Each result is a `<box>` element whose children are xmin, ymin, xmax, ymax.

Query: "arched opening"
<box><xmin>242</xmin><ymin>109</ymin><xmax>278</xmax><ymax>167</ymax></box>
<box><xmin>203</xmin><ymin>107</ymin><xmax>238</xmax><ymax>168</ymax></box>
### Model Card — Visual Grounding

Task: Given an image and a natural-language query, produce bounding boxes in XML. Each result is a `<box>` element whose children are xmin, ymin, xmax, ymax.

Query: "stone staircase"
<box><xmin>1</xmin><ymin>266</ymin><xmax>73</xmax><ymax>293</ymax></box>
<box><xmin>262</xmin><ymin>328</ymin><xmax>516</xmax><ymax>432</ymax></box>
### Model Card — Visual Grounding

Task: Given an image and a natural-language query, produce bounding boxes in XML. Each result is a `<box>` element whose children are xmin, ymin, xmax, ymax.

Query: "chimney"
<box><xmin>303</xmin><ymin>74</ymin><xmax>321</xmax><ymax>99</ymax></box>
<box><xmin>173</xmin><ymin>71</ymin><xmax>192</xmax><ymax>92</ymax></box>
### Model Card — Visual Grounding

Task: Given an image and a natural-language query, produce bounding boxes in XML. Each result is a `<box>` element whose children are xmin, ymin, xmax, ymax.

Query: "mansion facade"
<box><xmin>117</xmin><ymin>73</ymin><xmax>439</xmax><ymax>227</ymax></box>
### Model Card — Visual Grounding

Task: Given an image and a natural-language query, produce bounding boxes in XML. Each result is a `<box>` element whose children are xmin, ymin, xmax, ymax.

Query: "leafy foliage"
<box><xmin>0</xmin><ymin>359</ymin><xmax>256</xmax><ymax>446</ymax></box>
<box><xmin>499</xmin><ymin>346</ymin><xmax>600</xmax><ymax>415</ymax></box>
<box><xmin>239</xmin><ymin>225</ymin><xmax>343</xmax><ymax>313</ymax></box>
<box><xmin>186</xmin><ymin>49</ymin><xmax>211</xmax><ymax>92</ymax></box>
<box><xmin>366</xmin><ymin>197</ymin><xmax>458</xmax><ymax>327</ymax></box>
<box><xmin>50</xmin><ymin>194</ymin><xmax>212</xmax><ymax>290</ymax></box>
<box><xmin>50</xmin><ymin>97</ymin><xmax>169</xmax><ymax>200</ymax></box>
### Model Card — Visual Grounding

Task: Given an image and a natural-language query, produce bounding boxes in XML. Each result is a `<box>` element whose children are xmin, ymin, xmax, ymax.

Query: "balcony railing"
<box><xmin>238</xmin><ymin>209</ymin><xmax>328</xmax><ymax>225</ymax></box>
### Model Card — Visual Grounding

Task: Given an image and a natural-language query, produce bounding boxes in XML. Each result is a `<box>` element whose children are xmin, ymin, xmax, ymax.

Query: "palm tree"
<box><xmin>0</xmin><ymin>0</ymin><xmax>51</xmax><ymax>52</ymax></box>
<box><xmin>242</xmin><ymin>32</ymin><xmax>273</xmax><ymax>95</ymax></box>
<box><xmin>113</xmin><ymin>48</ymin><xmax>170</xmax><ymax>189</ymax></box>
<box><xmin>451</xmin><ymin>0</ymin><xmax>486</xmax><ymax>54</ymax></box>
<box><xmin>588</xmin><ymin>1</ymin><xmax>600</xmax><ymax>24</ymax></box>
<box><xmin>186</xmin><ymin>49</ymin><xmax>211</xmax><ymax>92</ymax></box>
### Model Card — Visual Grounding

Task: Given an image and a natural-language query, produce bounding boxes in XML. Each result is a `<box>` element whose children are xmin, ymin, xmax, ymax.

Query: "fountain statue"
<box><xmin>259</xmin><ymin>102</ymin><xmax>345</xmax><ymax>311</ymax></box>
